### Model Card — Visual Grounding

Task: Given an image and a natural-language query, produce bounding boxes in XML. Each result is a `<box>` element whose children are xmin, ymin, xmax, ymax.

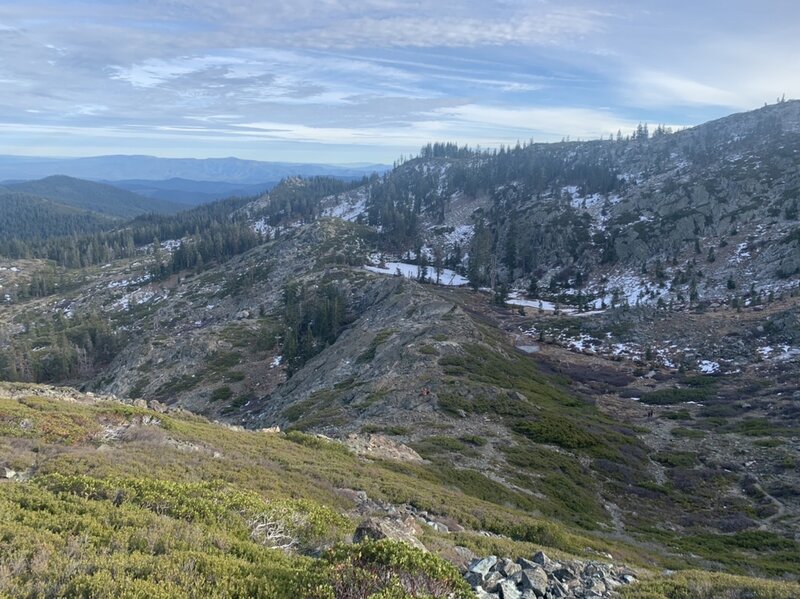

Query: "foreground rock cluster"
<box><xmin>466</xmin><ymin>552</ymin><xmax>637</xmax><ymax>599</ymax></box>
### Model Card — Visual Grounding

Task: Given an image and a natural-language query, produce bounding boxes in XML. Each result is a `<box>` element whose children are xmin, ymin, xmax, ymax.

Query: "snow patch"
<box><xmin>323</xmin><ymin>188</ymin><xmax>368</xmax><ymax>222</ymax></box>
<box><xmin>698</xmin><ymin>360</ymin><xmax>720</xmax><ymax>374</ymax></box>
<box><xmin>364</xmin><ymin>262</ymin><xmax>468</xmax><ymax>286</ymax></box>
<box><xmin>107</xmin><ymin>274</ymin><xmax>151</xmax><ymax>289</ymax></box>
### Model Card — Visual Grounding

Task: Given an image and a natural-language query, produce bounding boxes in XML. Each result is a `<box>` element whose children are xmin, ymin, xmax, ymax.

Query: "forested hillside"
<box><xmin>0</xmin><ymin>191</ymin><xmax>113</xmax><ymax>240</ymax></box>
<box><xmin>0</xmin><ymin>195</ymin><xmax>261</xmax><ymax>270</ymax></box>
<box><xmin>5</xmin><ymin>175</ymin><xmax>185</xmax><ymax>218</ymax></box>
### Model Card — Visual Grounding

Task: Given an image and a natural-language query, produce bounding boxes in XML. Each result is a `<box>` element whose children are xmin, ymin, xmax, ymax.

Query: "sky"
<box><xmin>0</xmin><ymin>0</ymin><xmax>798</xmax><ymax>164</ymax></box>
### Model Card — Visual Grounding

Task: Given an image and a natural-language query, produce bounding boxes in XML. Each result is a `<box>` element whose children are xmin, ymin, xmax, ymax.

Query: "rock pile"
<box><xmin>465</xmin><ymin>552</ymin><xmax>637</xmax><ymax>599</ymax></box>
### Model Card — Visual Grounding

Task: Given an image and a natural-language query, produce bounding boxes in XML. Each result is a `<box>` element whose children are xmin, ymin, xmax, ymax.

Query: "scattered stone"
<box><xmin>465</xmin><ymin>553</ymin><xmax>637</xmax><ymax>599</ymax></box>
<box><xmin>148</xmin><ymin>400</ymin><xmax>168</xmax><ymax>413</ymax></box>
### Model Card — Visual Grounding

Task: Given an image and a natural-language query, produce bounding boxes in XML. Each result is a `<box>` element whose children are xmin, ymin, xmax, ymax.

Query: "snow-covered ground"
<box><xmin>730</xmin><ymin>242</ymin><xmax>751</xmax><ymax>264</ymax></box>
<box><xmin>160</xmin><ymin>239</ymin><xmax>182</xmax><ymax>252</ymax></box>
<box><xmin>519</xmin><ymin>321</ymin><xmax>737</xmax><ymax>376</ymax></box>
<box><xmin>506</xmin><ymin>292</ymin><xmax>575</xmax><ymax>313</ymax></box>
<box><xmin>560</xmin><ymin>186</ymin><xmax>623</xmax><ymax>235</ymax></box>
<box><xmin>109</xmin><ymin>289</ymin><xmax>160</xmax><ymax>312</ymax></box>
<box><xmin>251</xmin><ymin>219</ymin><xmax>301</xmax><ymax>238</ymax></box>
<box><xmin>107</xmin><ymin>275</ymin><xmax>151</xmax><ymax>289</ymax></box>
<box><xmin>758</xmin><ymin>345</ymin><xmax>800</xmax><ymax>362</ymax></box>
<box><xmin>364</xmin><ymin>262</ymin><xmax>468</xmax><ymax>286</ymax></box>
<box><xmin>324</xmin><ymin>189</ymin><xmax>368</xmax><ymax>222</ymax></box>
<box><xmin>698</xmin><ymin>360</ymin><xmax>720</xmax><ymax>374</ymax></box>
<box><xmin>252</xmin><ymin>218</ymin><xmax>271</xmax><ymax>236</ymax></box>
<box><xmin>589</xmin><ymin>272</ymin><xmax>669</xmax><ymax>308</ymax></box>
<box><xmin>442</xmin><ymin>224</ymin><xmax>474</xmax><ymax>249</ymax></box>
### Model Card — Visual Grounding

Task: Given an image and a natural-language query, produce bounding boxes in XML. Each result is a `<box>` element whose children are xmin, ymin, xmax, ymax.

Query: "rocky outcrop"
<box><xmin>353</xmin><ymin>517</ymin><xmax>427</xmax><ymax>552</ymax></box>
<box><xmin>465</xmin><ymin>552</ymin><xmax>636</xmax><ymax>599</ymax></box>
<box><xmin>344</xmin><ymin>433</ymin><xmax>424</xmax><ymax>463</ymax></box>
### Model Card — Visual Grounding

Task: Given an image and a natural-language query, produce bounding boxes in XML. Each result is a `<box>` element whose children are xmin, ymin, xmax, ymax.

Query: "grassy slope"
<box><xmin>0</xmin><ymin>384</ymin><xmax>798</xmax><ymax>598</ymax></box>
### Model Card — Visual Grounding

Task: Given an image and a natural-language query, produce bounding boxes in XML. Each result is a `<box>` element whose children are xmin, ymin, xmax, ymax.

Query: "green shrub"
<box><xmin>512</xmin><ymin>415</ymin><xmax>607</xmax><ymax>454</ymax></box>
<box><xmin>640</xmin><ymin>387</ymin><xmax>714</xmax><ymax>405</ymax></box>
<box><xmin>360</xmin><ymin>424</ymin><xmax>410</xmax><ymax>436</ymax></box>
<box><xmin>211</xmin><ymin>386</ymin><xmax>233</xmax><ymax>402</ymax></box>
<box><xmin>654</xmin><ymin>451</ymin><xmax>698</xmax><ymax>468</ymax></box>
<box><xmin>670</xmin><ymin>427</ymin><xmax>705</xmax><ymax>439</ymax></box>
<box><xmin>459</xmin><ymin>434</ymin><xmax>487</xmax><ymax>446</ymax></box>
<box><xmin>412</xmin><ymin>436</ymin><xmax>470</xmax><ymax>456</ymax></box>
<box><xmin>322</xmin><ymin>539</ymin><xmax>473</xmax><ymax>599</ymax></box>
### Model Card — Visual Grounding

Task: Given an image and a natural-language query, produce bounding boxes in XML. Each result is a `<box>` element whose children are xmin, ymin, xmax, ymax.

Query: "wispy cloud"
<box><xmin>0</xmin><ymin>1</ymin><xmax>797</xmax><ymax>162</ymax></box>
<box><xmin>628</xmin><ymin>72</ymin><xmax>741</xmax><ymax>108</ymax></box>
<box><xmin>431</xmin><ymin>104</ymin><xmax>648</xmax><ymax>141</ymax></box>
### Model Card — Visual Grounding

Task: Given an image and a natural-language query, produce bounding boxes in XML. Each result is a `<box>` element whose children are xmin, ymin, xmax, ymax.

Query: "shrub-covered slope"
<box><xmin>0</xmin><ymin>383</ymin><xmax>798</xmax><ymax>598</ymax></box>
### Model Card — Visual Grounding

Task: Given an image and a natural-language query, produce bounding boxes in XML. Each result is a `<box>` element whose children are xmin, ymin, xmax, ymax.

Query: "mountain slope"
<box><xmin>337</xmin><ymin>100</ymin><xmax>800</xmax><ymax>306</ymax></box>
<box><xmin>1</xmin><ymin>382</ymin><xmax>797</xmax><ymax>598</ymax></box>
<box><xmin>4</xmin><ymin>175</ymin><xmax>185</xmax><ymax>218</ymax></box>
<box><xmin>2</xmin><ymin>211</ymin><xmax>795</xmax><ymax>579</ymax></box>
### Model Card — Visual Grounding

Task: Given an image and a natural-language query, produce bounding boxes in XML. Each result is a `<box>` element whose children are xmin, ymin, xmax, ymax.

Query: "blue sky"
<box><xmin>0</xmin><ymin>0</ymin><xmax>798</xmax><ymax>163</ymax></box>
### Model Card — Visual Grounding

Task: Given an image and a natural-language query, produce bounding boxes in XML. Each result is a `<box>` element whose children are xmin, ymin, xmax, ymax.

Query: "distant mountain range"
<box><xmin>106</xmin><ymin>178</ymin><xmax>278</xmax><ymax>206</ymax></box>
<box><xmin>0</xmin><ymin>154</ymin><xmax>389</xmax><ymax>184</ymax></box>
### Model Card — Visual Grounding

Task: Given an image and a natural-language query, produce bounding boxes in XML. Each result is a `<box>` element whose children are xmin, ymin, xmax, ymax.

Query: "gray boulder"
<box><xmin>483</xmin><ymin>571</ymin><xmax>505</xmax><ymax>593</ymax></box>
<box><xmin>498</xmin><ymin>579</ymin><xmax>522</xmax><ymax>599</ymax></box>
<box><xmin>475</xmin><ymin>587</ymin><xmax>500</xmax><ymax>599</ymax></box>
<box><xmin>469</xmin><ymin>556</ymin><xmax>499</xmax><ymax>578</ymax></box>
<box><xmin>520</xmin><ymin>567</ymin><xmax>548</xmax><ymax>597</ymax></box>
<box><xmin>352</xmin><ymin>517</ymin><xmax>426</xmax><ymax>551</ymax></box>
<box><xmin>498</xmin><ymin>558</ymin><xmax>523</xmax><ymax>577</ymax></box>
<box><xmin>532</xmin><ymin>551</ymin><xmax>551</xmax><ymax>568</ymax></box>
